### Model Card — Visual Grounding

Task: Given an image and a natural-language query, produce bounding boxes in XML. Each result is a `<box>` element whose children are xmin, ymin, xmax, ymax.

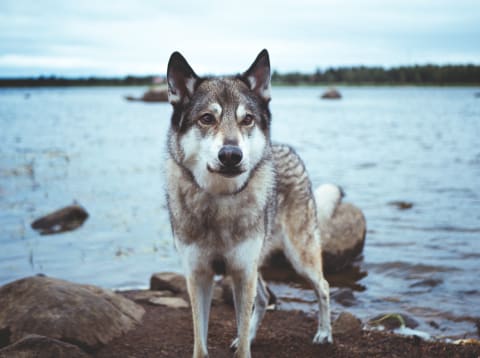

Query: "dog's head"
<box><xmin>167</xmin><ymin>50</ymin><xmax>272</xmax><ymax>195</ymax></box>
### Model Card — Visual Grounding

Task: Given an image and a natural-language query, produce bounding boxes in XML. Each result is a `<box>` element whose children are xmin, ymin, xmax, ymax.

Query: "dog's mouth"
<box><xmin>207</xmin><ymin>165</ymin><xmax>246</xmax><ymax>178</ymax></box>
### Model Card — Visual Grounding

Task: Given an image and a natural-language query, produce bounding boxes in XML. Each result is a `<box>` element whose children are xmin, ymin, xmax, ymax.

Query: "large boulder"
<box><xmin>0</xmin><ymin>334</ymin><xmax>91</xmax><ymax>358</ymax></box>
<box><xmin>320</xmin><ymin>202</ymin><xmax>366</xmax><ymax>273</ymax></box>
<box><xmin>31</xmin><ymin>205</ymin><xmax>88</xmax><ymax>235</ymax></box>
<box><xmin>0</xmin><ymin>276</ymin><xmax>144</xmax><ymax>351</ymax></box>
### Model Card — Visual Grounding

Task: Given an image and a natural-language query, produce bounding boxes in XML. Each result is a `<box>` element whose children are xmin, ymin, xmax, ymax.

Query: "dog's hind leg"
<box><xmin>230</xmin><ymin>275</ymin><xmax>269</xmax><ymax>350</ymax></box>
<box><xmin>186</xmin><ymin>271</ymin><xmax>214</xmax><ymax>358</ymax></box>
<box><xmin>279</xmin><ymin>190</ymin><xmax>333</xmax><ymax>345</ymax></box>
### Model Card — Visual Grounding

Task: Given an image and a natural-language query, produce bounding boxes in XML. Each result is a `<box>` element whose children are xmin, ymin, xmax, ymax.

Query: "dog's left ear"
<box><xmin>167</xmin><ymin>51</ymin><xmax>199</xmax><ymax>105</ymax></box>
<box><xmin>242</xmin><ymin>49</ymin><xmax>271</xmax><ymax>102</ymax></box>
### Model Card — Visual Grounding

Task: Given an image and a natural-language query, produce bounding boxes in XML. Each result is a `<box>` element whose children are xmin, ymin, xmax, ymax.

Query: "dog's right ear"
<box><xmin>167</xmin><ymin>52</ymin><xmax>199</xmax><ymax>105</ymax></box>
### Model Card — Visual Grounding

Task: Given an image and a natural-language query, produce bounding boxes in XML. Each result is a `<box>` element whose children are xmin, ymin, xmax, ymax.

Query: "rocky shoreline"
<box><xmin>1</xmin><ymin>275</ymin><xmax>479</xmax><ymax>357</ymax></box>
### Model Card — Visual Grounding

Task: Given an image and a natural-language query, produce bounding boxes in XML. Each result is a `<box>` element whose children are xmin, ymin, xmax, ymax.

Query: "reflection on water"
<box><xmin>0</xmin><ymin>86</ymin><xmax>479</xmax><ymax>340</ymax></box>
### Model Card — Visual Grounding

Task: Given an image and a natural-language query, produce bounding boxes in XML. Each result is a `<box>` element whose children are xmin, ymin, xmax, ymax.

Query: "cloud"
<box><xmin>0</xmin><ymin>0</ymin><xmax>479</xmax><ymax>76</ymax></box>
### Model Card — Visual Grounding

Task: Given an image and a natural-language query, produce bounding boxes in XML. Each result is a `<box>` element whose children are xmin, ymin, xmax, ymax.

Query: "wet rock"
<box><xmin>369</xmin><ymin>313</ymin><xmax>419</xmax><ymax>330</ymax></box>
<box><xmin>149</xmin><ymin>297</ymin><xmax>189</xmax><ymax>308</ymax></box>
<box><xmin>0</xmin><ymin>334</ymin><xmax>90</xmax><ymax>358</ymax></box>
<box><xmin>31</xmin><ymin>205</ymin><xmax>88</xmax><ymax>235</ymax></box>
<box><xmin>333</xmin><ymin>312</ymin><xmax>362</xmax><ymax>336</ymax></box>
<box><xmin>0</xmin><ymin>276</ymin><xmax>144</xmax><ymax>351</ymax></box>
<box><xmin>331</xmin><ymin>288</ymin><xmax>356</xmax><ymax>307</ymax></box>
<box><xmin>150</xmin><ymin>272</ymin><xmax>187</xmax><ymax>294</ymax></box>
<box><xmin>320</xmin><ymin>203</ymin><xmax>367</xmax><ymax>273</ymax></box>
<box><xmin>321</xmin><ymin>88</ymin><xmax>342</xmax><ymax>99</ymax></box>
<box><xmin>388</xmin><ymin>201</ymin><xmax>414</xmax><ymax>210</ymax></box>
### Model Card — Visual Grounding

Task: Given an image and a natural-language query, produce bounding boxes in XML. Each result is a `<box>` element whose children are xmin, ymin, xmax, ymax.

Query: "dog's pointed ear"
<box><xmin>167</xmin><ymin>51</ymin><xmax>199</xmax><ymax>105</ymax></box>
<box><xmin>242</xmin><ymin>49</ymin><xmax>271</xmax><ymax>102</ymax></box>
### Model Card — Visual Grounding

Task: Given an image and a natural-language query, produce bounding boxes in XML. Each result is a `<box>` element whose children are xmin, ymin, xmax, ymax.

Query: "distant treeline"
<box><xmin>1</xmin><ymin>64</ymin><xmax>480</xmax><ymax>87</ymax></box>
<box><xmin>272</xmin><ymin>64</ymin><xmax>480</xmax><ymax>85</ymax></box>
<box><xmin>0</xmin><ymin>75</ymin><xmax>157</xmax><ymax>87</ymax></box>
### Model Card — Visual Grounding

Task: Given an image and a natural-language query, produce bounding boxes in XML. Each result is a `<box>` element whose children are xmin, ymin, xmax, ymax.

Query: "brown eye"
<box><xmin>199</xmin><ymin>113</ymin><xmax>216</xmax><ymax>126</ymax></box>
<box><xmin>241</xmin><ymin>114</ymin><xmax>254</xmax><ymax>127</ymax></box>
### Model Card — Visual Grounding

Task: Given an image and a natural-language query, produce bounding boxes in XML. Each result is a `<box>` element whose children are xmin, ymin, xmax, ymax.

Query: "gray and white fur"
<box><xmin>165</xmin><ymin>49</ymin><xmax>336</xmax><ymax>358</ymax></box>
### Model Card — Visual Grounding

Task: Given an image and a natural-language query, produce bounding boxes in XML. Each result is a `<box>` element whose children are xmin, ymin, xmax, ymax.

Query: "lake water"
<box><xmin>1</xmin><ymin>86</ymin><xmax>479</xmax><ymax>340</ymax></box>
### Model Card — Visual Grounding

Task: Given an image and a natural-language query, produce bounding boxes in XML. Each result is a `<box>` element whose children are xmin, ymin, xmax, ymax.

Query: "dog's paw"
<box><xmin>312</xmin><ymin>329</ymin><xmax>333</xmax><ymax>345</ymax></box>
<box><xmin>230</xmin><ymin>337</ymin><xmax>239</xmax><ymax>351</ymax></box>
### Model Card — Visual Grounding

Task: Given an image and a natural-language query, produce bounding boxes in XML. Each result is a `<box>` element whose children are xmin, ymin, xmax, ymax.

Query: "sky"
<box><xmin>0</xmin><ymin>0</ymin><xmax>479</xmax><ymax>77</ymax></box>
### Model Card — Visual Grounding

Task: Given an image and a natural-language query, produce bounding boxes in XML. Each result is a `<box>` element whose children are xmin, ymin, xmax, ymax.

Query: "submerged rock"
<box><xmin>0</xmin><ymin>334</ymin><xmax>91</xmax><ymax>358</ymax></box>
<box><xmin>321</xmin><ymin>88</ymin><xmax>342</xmax><ymax>99</ymax></box>
<box><xmin>31</xmin><ymin>205</ymin><xmax>88</xmax><ymax>235</ymax></box>
<box><xmin>388</xmin><ymin>201</ymin><xmax>414</xmax><ymax>210</ymax></box>
<box><xmin>0</xmin><ymin>276</ymin><xmax>144</xmax><ymax>351</ymax></box>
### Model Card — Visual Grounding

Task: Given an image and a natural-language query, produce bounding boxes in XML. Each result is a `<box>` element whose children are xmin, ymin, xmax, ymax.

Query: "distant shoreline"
<box><xmin>1</xmin><ymin>64</ymin><xmax>480</xmax><ymax>87</ymax></box>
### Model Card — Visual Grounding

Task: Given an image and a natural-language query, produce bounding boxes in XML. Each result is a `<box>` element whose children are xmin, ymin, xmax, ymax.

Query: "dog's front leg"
<box><xmin>179</xmin><ymin>244</ymin><xmax>215</xmax><ymax>358</ymax></box>
<box><xmin>231</xmin><ymin>268</ymin><xmax>258</xmax><ymax>358</ymax></box>
<box><xmin>186</xmin><ymin>271</ymin><xmax>214</xmax><ymax>358</ymax></box>
<box><xmin>228</xmin><ymin>238</ymin><xmax>263</xmax><ymax>358</ymax></box>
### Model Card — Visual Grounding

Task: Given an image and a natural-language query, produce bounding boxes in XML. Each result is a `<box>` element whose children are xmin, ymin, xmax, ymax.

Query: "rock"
<box><xmin>331</xmin><ymin>288</ymin><xmax>356</xmax><ymax>307</ymax></box>
<box><xmin>150</xmin><ymin>272</ymin><xmax>187</xmax><ymax>294</ymax></box>
<box><xmin>320</xmin><ymin>202</ymin><xmax>367</xmax><ymax>273</ymax></box>
<box><xmin>219</xmin><ymin>277</ymin><xmax>234</xmax><ymax>306</ymax></box>
<box><xmin>321</xmin><ymin>88</ymin><xmax>342</xmax><ymax>99</ymax></box>
<box><xmin>333</xmin><ymin>312</ymin><xmax>362</xmax><ymax>336</ymax></box>
<box><xmin>31</xmin><ymin>205</ymin><xmax>88</xmax><ymax>235</ymax></box>
<box><xmin>125</xmin><ymin>86</ymin><xmax>168</xmax><ymax>103</ymax></box>
<box><xmin>149</xmin><ymin>297</ymin><xmax>189</xmax><ymax>308</ymax></box>
<box><xmin>211</xmin><ymin>284</ymin><xmax>224</xmax><ymax>306</ymax></box>
<box><xmin>369</xmin><ymin>313</ymin><xmax>419</xmax><ymax>330</ymax></box>
<box><xmin>0</xmin><ymin>276</ymin><xmax>144</xmax><ymax>351</ymax></box>
<box><xmin>131</xmin><ymin>290</ymin><xmax>173</xmax><ymax>303</ymax></box>
<box><xmin>0</xmin><ymin>334</ymin><xmax>91</xmax><ymax>358</ymax></box>
<box><xmin>388</xmin><ymin>201</ymin><xmax>414</xmax><ymax>210</ymax></box>
<box><xmin>141</xmin><ymin>87</ymin><xmax>168</xmax><ymax>102</ymax></box>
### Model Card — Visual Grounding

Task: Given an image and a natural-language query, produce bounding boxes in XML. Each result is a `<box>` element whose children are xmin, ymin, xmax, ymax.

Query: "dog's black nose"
<box><xmin>218</xmin><ymin>145</ymin><xmax>243</xmax><ymax>167</ymax></box>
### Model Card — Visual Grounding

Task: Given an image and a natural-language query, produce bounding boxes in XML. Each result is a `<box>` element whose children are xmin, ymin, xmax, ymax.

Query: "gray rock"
<box><xmin>332</xmin><ymin>312</ymin><xmax>362</xmax><ymax>336</ymax></box>
<box><xmin>320</xmin><ymin>202</ymin><xmax>366</xmax><ymax>273</ymax></box>
<box><xmin>31</xmin><ymin>205</ymin><xmax>88</xmax><ymax>235</ymax></box>
<box><xmin>321</xmin><ymin>88</ymin><xmax>342</xmax><ymax>99</ymax></box>
<box><xmin>0</xmin><ymin>276</ymin><xmax>144</xmax><ymax>351</ymax></box>
<box><xmin>130</xmin><ymin>290</ymin><xmax>173</xmax><ymax>303</ymax></box>
<box><xmin>0</xmin><ymin>334</ymin><xmax>90</xmax><ymax>358</ymax></box>
<box><xmin>149</xmin><ymin>297</ymin><xmax>189</xmax><ymax>308</ymax></box>
<box><xmin>150</xmin><ymin>272</ymin><xmax>187</xmax><ymax>294</ymax></box>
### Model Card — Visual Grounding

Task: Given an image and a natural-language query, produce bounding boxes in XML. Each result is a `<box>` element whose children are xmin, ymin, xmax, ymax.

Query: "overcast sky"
<box><xmin>1</xmin><ymin>0</ymin><xmax>479</xmax><ymax>77</ymax></box>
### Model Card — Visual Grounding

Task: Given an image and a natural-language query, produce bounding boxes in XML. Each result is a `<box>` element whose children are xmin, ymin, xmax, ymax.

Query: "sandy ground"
<box><xmin>93</xmin><ymin>292</ymin><xmax>480</xmax><ymax>358</ymax></box>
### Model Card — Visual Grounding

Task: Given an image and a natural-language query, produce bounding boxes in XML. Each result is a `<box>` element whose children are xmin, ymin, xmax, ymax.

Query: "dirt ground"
<box><xmin>94</xmin><ymin>292</ymin><xmax>480</xmax><ymax>358</ymax></box>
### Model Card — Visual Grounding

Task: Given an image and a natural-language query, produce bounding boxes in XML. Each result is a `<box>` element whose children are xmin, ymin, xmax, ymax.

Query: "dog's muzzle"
<box><xmin>208</xmin><ymin>145</ymin><xmax>245</xmax><ymax>178</ymax></box>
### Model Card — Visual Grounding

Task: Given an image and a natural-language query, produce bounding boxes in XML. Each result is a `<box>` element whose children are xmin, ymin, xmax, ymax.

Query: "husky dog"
<box><xmin>166</xmin><ymin>49</ymin><xmax>337</xmax><ymax>358</ymax></box>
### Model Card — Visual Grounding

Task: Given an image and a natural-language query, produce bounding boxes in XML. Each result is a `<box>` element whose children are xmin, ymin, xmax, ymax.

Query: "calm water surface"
<box><xmin>1</xmin><ymin>86</ymin><xmax>479</xmax><ymax>340</ymax></box>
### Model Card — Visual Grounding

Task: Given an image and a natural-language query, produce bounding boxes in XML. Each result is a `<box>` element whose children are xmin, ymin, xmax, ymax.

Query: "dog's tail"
<box><xmin>314</xmin><ymin>184</ymin><xmax>344</xmax><ymax>226</ymax></box>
